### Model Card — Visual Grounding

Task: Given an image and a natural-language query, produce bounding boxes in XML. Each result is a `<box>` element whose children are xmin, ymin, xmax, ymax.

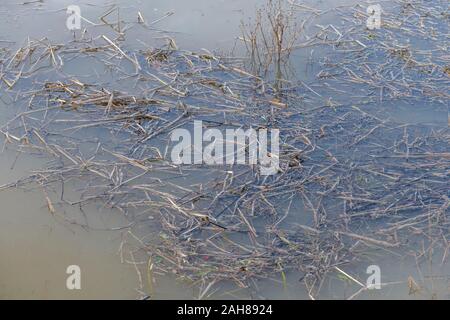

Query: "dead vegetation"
<box><xmin>0</xmin><ymin>0</ymin><xmax>449</xmax><ymax>299</ymax></box>
<box><xmin>240</xmin><ymin>0</ymin><xmax>301</xmax><ymax>92</ymax></box>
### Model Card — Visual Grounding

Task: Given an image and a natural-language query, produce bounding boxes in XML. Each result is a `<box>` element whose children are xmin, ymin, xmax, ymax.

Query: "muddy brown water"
<box><xmin>0</xmin><ymin>0</ymin><xmax>449</xmax><ymax>299</ymax></box>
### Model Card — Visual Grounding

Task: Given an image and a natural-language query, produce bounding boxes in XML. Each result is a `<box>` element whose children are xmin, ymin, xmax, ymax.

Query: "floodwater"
<box><xmin>0</xmin><ymin>0</ymin><xmax>449</xmax><ymax>299</ymax></box>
